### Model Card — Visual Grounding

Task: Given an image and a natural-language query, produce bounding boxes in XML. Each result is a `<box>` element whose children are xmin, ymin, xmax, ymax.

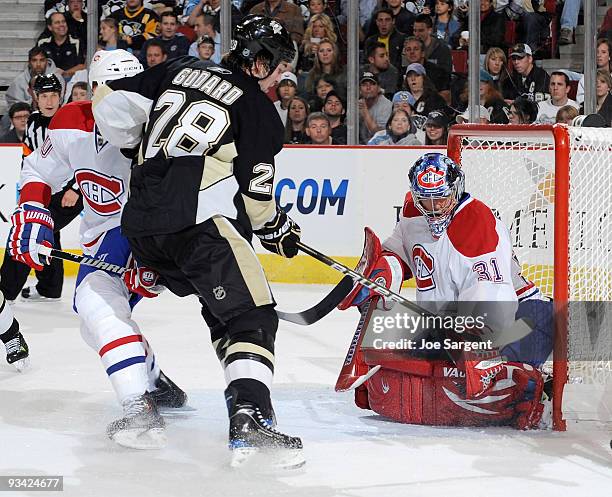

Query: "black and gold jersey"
<box><xmin>98</xmin><ymin>56</ymin><xmax>284</xmax><ymax>238</ymax></box>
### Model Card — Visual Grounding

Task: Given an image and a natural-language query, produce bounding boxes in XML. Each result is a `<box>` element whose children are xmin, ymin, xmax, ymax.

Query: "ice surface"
<box><xmin>0</xmin><ymin>279</ymin><xmax>610</xmax><ymax>497</ymax></box>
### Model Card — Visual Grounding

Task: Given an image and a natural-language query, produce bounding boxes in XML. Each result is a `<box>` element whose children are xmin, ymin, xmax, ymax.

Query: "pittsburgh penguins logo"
<box><xmin>120</xmin><ymin>21</ymin><xmax>143</xmax><ymax>37</ymax></box>
<box><xmin>270</xmin><ymin>20</ymin><xmax>283</xmax><ymax>35</ymax></box>
<box><xmin>75</xmin><ymin>169</ymin><xmax>124</xmax><ymax>216</ymax></box>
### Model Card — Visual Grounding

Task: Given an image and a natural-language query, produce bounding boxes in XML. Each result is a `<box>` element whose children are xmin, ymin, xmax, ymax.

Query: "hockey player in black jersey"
<box><xmin>93</xmin><ymin>15</ymin><xmax>304</xmax><ymax>468</ymax></box>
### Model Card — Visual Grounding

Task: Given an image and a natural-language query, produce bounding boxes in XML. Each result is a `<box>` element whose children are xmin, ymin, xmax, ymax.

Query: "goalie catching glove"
<box><xmin>255</xmin><ymin>208</ymin><xmax>301</xmax><ymax>258</ymax></box>
<box><xmin>8</xmin><ymin>204</ymin><xmax>54</xmax><ymax>271</ymax></box>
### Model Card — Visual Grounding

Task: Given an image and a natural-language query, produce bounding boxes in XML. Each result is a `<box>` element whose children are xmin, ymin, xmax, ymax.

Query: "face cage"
<box><xmin>412</xmin><ymin>187</ymin><xmax>459</xmax><ymax>238</ymax></box>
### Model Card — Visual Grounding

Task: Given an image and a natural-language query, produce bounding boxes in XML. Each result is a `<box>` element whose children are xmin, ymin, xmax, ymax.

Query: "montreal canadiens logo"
<box><xmin>412</xmin><ymin>244</ymin><xmax>436</xmax><ymax>291</ymax></box>
<box><xmin>417</xmin><ymin>167</ymin><xmax>445</xmax><ymax>189</ymax></box>
<box><xmin>75</xmin><ymin>169</ymin><xmax>124</xmax><ymax>216</ymax></box>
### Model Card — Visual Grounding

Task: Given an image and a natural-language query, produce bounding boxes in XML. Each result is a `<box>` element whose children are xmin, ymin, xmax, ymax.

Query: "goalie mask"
<box><xmin>408</xmin><ymin>153</ymin><xmax>465</xmax><ymax>238</ymax></box>
<box><xmin>88</xmin><ymin>49</ymin><xmax>143</xmax><ymax>88</ymax></box>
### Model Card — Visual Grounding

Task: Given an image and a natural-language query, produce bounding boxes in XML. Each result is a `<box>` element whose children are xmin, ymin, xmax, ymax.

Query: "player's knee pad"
<box><xmin>227</xmin><ymin>304</ymin><xmax>278</xmax><ymax>339</ymax></box>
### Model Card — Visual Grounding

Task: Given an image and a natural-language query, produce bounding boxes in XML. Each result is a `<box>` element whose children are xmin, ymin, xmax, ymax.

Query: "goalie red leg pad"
<box><xmin>365</xmin><ymin>361</ymin><xmax>545</xmax><ymax>428</ymax></box>
<box><xmin>365</xmin><ymin>367</ymin><xmax>404</xmax><ymax>420</ymax></box>
<box><xmin>354</xmin><ymin>349</ymin><xmax>371</xmax><ymax>410</ymax></box>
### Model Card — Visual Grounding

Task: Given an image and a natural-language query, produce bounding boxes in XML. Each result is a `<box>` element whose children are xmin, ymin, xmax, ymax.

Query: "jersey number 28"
<box><xmin>144</xmin><ymin>90</ymin><xmax>230</xmax><ymax>159</ymax></box>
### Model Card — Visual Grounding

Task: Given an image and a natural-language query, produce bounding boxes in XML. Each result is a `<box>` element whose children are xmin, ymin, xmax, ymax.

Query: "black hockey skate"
<box><xmin>4</xmin><ymin>332</ymin><xmax>30</xmax><ymax>372</ymax></box>
<box><xmin>151</xmin><ymin>370</ymin><xmax>188</xmax><ymax>409</ymax></box>
<box><xmin>107</xmin><ymin>392</ymin><xmax>166</xmax><ymax>450</ymax></box>
<box><xmin>228</xmin><ymin>402</ymin><xmax>304</xmax><ymax>469</ymax></box>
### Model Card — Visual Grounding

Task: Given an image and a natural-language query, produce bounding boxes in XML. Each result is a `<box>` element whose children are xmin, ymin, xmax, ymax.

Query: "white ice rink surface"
<box><xmin>0</xmin><ymin>279</ymin><xmax>610</xmax><ymax>497</ymax></box>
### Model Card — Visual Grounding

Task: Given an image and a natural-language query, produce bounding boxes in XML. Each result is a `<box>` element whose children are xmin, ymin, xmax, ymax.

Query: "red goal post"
<box><xmin>447</xmin><ymin>124</ymin><xmax>612</xmax><ymax>431</ymax></box>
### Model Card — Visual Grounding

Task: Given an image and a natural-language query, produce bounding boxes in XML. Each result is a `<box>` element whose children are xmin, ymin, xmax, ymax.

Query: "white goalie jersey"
<box><xmin>383</xmin><ymin>194</ymin><xmax>525</xmax><ymax>332</ymax></box>
<box><xmin>20</xmin><ymin>101</ymin><xmax>133</xmax><ymax>252</ymax></box>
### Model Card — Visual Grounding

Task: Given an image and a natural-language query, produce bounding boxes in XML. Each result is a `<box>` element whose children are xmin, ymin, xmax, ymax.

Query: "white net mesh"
<box><xmin>450</xmin><ymin>126</ymin><xmax>612</xmax><ymax>392</ymax></box>
<box><xmin>566</xmin><ymin>127</ymin><xmax>612</xmax><ymax>385</ymax></box>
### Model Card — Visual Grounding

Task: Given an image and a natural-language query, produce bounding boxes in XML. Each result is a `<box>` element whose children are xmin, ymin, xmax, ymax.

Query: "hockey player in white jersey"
<box><xmin>7</xmin><ymin>50</ymin><xmax>187</xmax><ymax>449</ymax></box>
<box><xmin>340</xmin><ymin>153</ymin><xmax>552</xmax><ymax>429</ymax></box>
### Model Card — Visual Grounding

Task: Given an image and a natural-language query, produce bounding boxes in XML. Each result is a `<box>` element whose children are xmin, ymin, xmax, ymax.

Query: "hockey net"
<box><xmin>448</xmin><ymin>124</ymin><xmax>612</xmax><ymax>430</ymax></box>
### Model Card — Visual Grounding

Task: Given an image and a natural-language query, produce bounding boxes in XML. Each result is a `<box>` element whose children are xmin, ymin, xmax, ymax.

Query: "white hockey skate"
<box><xmin>107</xmin><ymin>392</ymin><xmax>166</xmax><ymax>450</ymax></box>
<box><xmin>4</xmin><ymin>332</ymin><xmax>30</xmax><ymax>372</ymax></box>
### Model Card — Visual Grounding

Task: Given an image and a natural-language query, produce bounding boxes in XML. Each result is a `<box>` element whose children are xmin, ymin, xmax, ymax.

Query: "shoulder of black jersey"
<box><xmin>447</xmin><ymin>197</ymin><xmax>499</xmax><ymax>258</ymax></box>
<box><xmin>49</xmin><ymin>101</ymin><xmax>94</xmax><ymax>132</ymax></box>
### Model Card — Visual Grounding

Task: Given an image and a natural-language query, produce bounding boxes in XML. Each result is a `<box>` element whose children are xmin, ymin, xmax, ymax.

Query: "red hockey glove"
<box><xmin>9</xmin><ymin>204</ymin><xmax>54</xmax><ymax>271</ymax></box>
<box><xmin>123</xmin><ymin>262</ymin><xmax>164</xmax><ymax>298</ymax></box>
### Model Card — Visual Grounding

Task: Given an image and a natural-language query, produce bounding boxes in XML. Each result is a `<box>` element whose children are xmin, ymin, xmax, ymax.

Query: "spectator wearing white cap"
<box><xmin>456</xmin><ymin>105</ymin><xmax>491</xmax><ymax>124</ymax></box>
<box><xmin>358</xmin><ymin>70</ymin><xmax>393</xmax><ymax>145</ymax></box>
<box><xmin>535</xmin><ymin>71</ymin><xmax>579</xmax><ymax>124</ymax></box>
<box><xmin>404</xmin><ymin>62</ymin><xmax>447</xmax><ymax>118</ymax></box>
<box><xmin>274</xmin><ymin>71</ymin><xmax>298</xmax><ymax>124</ymax></box>
<box><xmin>501</xmin><ymin>43</ymin><xmax>550</xmax><ymax>104</ymax></box>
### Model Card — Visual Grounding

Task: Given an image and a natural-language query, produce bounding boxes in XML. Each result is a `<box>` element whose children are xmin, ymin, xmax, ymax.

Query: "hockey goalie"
<box><xmin>338</xmin><ymin>153</ymin><xmax>554</xmax><ymax>430</ymax></box>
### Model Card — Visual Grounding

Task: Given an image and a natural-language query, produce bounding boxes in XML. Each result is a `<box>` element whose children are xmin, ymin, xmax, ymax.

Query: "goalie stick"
<box><xmin>297</xmin><ymin>241</ymin><xmax>429</xmax><ymax>315</ymax></box>
<box><xmin>334</xmin><ymin>298</ymin><xmax>381</xmax><ymax>392</ymax></box>
<box><xmin>37</xmin><ymin>246</ymin><xmax>351</xmax><ymax>326</ymax></box>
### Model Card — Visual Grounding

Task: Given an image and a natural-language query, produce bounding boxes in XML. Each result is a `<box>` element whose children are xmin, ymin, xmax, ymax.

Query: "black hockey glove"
<box><xmin>255</xmin><ymin>209</ymin><xmax>301</xmax><ymax>258</ymax></box>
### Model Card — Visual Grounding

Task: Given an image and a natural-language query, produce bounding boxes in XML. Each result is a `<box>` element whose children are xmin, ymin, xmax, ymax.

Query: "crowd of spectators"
<box><xmin>3</xmin><ymin>0</ymin><xmax>612</xmax><ymax>144</ymax></box>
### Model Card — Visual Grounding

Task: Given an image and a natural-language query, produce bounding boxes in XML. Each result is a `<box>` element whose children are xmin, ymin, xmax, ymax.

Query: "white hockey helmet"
<box><xmin>88</xmin><ymin>49</ymin><xmax>143</xmax><ymax>87</ymax></box>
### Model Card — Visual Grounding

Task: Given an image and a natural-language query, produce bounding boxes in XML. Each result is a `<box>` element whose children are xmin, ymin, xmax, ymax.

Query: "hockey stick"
<box><xmin>38</xmin><ymin>245</ymin><xmax>127</xmax><ymax>275</ymax></box>
<box><xmin>37</xmin><ymin>245</ymin><xmax>349</xmax><ymax>325</ymax></box>
<box><xmin>275</xmin><ymin>275</ymin><xmax>354</xmax><ymax>325</ymax></box>
<box><xmin>334</xmin><ymin>298</ymin><xmax>381</xmax><ymax>392</ymax></box>
<box><xmin>297</xmin><ymin>241</ymin><xmax>430</xmax><ymax>315</ymax></box>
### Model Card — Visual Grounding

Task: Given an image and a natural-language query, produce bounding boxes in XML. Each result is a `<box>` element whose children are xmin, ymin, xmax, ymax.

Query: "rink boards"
<box><xmin>0</xmin><ymin>144</ymin><xmax>444</xmax><ymax>281</ymax></box>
